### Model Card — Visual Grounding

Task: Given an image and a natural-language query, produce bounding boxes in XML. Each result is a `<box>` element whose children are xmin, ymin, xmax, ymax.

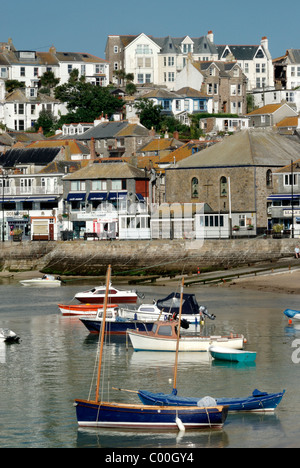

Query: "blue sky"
<box><xmin>2</xmin><ymin>0</ymin><xmax>299</xmax><ymax>60</ymax></box>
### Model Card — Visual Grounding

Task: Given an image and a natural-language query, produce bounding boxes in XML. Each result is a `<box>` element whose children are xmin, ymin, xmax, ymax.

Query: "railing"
<box><xmin>2</xmin><ymin>186</ymin><xmax>63</xmax><ymax>196</ymax></box>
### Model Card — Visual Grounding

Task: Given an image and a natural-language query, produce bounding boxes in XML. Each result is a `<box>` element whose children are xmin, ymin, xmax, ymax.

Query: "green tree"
<box><xmin>134</xmin><ymin>99</ymin><xmax>162</xmax><ymax>130</ymax></box>
<box><xmin>5</xmin><ymin>80</ymin><xmax>24</xmax><ymax>93</ymax></box>
<box><xmin>39</xmin><ymin>71</ymin><xmax>60</xmax><ymax>92</ymax></box>
<box><xmin>34</xmin><ymin>109</ymin><xmax>57</xmax><ymax>135</ymax></box>
<box><xmin>54</xmin><ymin>79</ymin><xmax>124</xmax><ymax>126</ymax></box>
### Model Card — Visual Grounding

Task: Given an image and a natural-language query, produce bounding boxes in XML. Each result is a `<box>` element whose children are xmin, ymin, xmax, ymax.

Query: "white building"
<box><xmin>106</xmin><ymin>32</ymin><xmax>273</xmax><ymax>92</ymax></box>
<box><xmin>0</xmin><ymin>79</ymin><xmax>67</xmax><ymax>131</ymax></box>
<box><xmin>0</xmin><ymin>40</ymin><xmax>109</xmax><ymax>88</ymax></box>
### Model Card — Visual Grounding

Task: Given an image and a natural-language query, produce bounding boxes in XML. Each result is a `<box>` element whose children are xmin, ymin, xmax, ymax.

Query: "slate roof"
<box><xmin>63</xmin><ymin>161</ymin><xmax>148</xmax><ymax>180</ymax></box>
<box><xmin>173</xmin><ymin>128</ymin><xmax>300</xmax><ymax>168</ymax></box>
<box><xmin>0</xmin><ymin>147</ymin><xmax>61</xmax><ymax>168</ymax></box>
<box><xmin>216</xmin><ymin>44</ymin><xmax>262</xmax><ymax>60</ymax></box>
<box><xmin>76</xmin><ymin>121</ymin><xmax>149</xmax><ymax>140</ymax></box>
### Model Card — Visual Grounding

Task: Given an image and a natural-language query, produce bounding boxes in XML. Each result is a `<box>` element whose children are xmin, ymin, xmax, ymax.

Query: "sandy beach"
<box><xmin>224</xmin><ymin>268</ymin><xmax>300</xmax><ymax>295</ymax></box>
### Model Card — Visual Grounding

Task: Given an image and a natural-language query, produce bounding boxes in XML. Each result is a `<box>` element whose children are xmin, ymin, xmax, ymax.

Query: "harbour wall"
<box><xmin>0</xmin><ymin>238</ymin><xmax>298</xmax><ymax>276</ymax></box>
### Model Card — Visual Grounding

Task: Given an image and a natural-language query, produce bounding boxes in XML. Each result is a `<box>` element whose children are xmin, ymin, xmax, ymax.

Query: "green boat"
<box><xmin>209</xmin><ymin>346</ymin><xmax>256</xmax><ymax>363</ymax></box>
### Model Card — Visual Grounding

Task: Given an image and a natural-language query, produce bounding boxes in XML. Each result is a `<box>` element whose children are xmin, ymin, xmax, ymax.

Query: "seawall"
<box><xmin>0</xmin><ymin>238</ymin><xmax>298</xmax><ymax>276</ymax></box>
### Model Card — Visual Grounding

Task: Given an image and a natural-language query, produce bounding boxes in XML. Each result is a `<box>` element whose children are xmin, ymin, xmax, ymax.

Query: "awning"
<box><xmin>268</xmin><ymin>194</ymin><xmax>300</xmax><ymax>200</ymax></box>
<box><xmin>136</xmin><ymin>193</ymin><xmax>145</xmax><ymax>202</ymax></box>
<box><xmin>88</xmin><ymin>192</ymin><xmax>107</xmax><ymax>201</ymax></box>
<box><xmin>107</xmin><ymin>192</ymin><xmax>127</xmax><ymax>200</ymax></box>
<box><xmin>67</xmin><ymin>193</ymin><xmax>86</xmax><ymax>202</ymax></box>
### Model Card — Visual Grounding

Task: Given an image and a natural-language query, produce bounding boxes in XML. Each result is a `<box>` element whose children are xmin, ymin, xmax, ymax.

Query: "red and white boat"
<box><xmin>74</xmin><ymin>283</ymin><xmax>139</xmax><ymax>305</ymax></box>
<box><xmin>58</xmin><ymin>303</ymin><xmax>118</xmax><ymax>317</ymax></box>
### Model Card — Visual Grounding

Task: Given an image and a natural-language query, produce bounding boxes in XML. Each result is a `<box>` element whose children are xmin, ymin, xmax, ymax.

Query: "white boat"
<box><xmin>127</xmin><ymin>320</ymin><xmax>245</xmax><ymax>352</ymax></box>
<box><xmin>74</xmin><ymin>282</ymin><xmax>139</xmax><ymax>304</ymax></box>
<box><xmin>0</xmin><ymin>328</ymin><xmax>20</xmax><ymax>343</ymax></box>
<box><xmin>20</xmin><ymin>274</ymin><xmax>62</xmax><ymax>287</ymax></box>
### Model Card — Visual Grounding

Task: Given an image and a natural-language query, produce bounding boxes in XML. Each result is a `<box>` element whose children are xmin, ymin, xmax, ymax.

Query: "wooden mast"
<box><xmin>172</xmin><ymin>277</ymin><xmax>184</xmax><ymax>394</ymax></box>
<box><xmin>95</xmin><ymin>264</ymin><xmax>111</xmax><ymax>403</ymax></box>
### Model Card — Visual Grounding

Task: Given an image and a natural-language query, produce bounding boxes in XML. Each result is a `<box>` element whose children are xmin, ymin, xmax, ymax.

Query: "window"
<box><xmin>175</xmin><ymin>100</ymin><xmax>181</xmax><ymax>111</ymax></box>
<box><xmin>20</xmin><ymin>67</ymin><xmax>25</xmax><ymax>77</ymax></box>
<box><xmin>220</xmin><ymin>176</ymin><xmax>227</xmax><ymax>197</ymax></box>
<box><xmin>191</xmin><ymin>177</ymin><xmax>199</xmax><ymax>198</ymax></box>
<box><xmin>284</xmin><ymin>174</ymin><xmax>297</xmax><ymax>186</ymax></box>
<box><xmin>81</xmin><ymin>65</ymin><xmax>86</xmax><ymax>75</ymax></box>
<box><xmin>31</xmin><ymin>104</ymin><xmax>35</xmax><ymax>115</ymax></box>
<box><xmin>207</xmin><ymin>83</ymin><xmax>213</xmax><ymax>94</ymax></box>
<box><xmin>168</xmin><ymin>72</ymin><xmax>175</xmax><ymax>82</ymax></box>
<box><xmin>114</xmin><ymin>46</ymin><xmax>118</xmax><ymax>53</ymax></box>
<box><xmin>71</xmin><ymin>181</ymin><xmax>86</xmax><ymax>191</ymax></box>
<box><xmin>266</xmin><ymin>170</ymin><xmax>272</xmax><ymax>188</ymax></box>
<box><xmin>111</xmin><ymin>180</ymin><xmax>122</xmax><ymax>190</ymax></box>
<box><xmin>92</xmin><ymin>180</ymin><xmax>107</xmax><ymax>191</ymax></box>
<box><xmin>168</xmin><ymin>57</ymin><xmax>174</xmax><ymax>67</ymax></box>
<box><xmin>34</xmin><ymin>67</ymin><xmax>39</xmax><ymax>77</ymax></box>
<box><xmin>68</xmin><ymin>64</ymin><xmax>72</xmax><ymax>74</ymax></box>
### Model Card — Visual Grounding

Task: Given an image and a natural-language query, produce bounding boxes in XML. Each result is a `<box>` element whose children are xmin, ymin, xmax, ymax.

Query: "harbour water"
<box><xmin>0</xmin><ymin>277</ymin><xmax>299</xmax><ymax>448</ymax></box>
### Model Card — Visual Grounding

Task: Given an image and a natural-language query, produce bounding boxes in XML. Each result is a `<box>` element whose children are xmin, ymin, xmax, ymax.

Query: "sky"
<box><xmin>2</xmin><ymin>0</ymin><xmax>300</xmax><ymax>60</ymax></box>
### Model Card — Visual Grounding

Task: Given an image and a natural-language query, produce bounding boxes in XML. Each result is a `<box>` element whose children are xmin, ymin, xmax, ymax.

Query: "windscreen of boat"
<box><xmin>157</xmin><ymin>325</ymin><xmax>173</xmax><ymax>336</ymax></box>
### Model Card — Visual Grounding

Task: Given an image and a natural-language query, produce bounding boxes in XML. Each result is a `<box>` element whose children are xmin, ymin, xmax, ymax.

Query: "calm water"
<box><xmin>0</xmin><ymin>277</ymin><xmax>299</xmax><ymax>448</ymax></box>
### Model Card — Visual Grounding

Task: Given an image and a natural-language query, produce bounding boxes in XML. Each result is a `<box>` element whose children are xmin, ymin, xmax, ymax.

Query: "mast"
<box><xmin>95</xmin><ymin>264</ymin><xmax>111</xmax><ymax>403</ymax></box>
<box><xmin>172</xmin><ymin>277</ymin><xmax>184</xmax><ymax>395</ymax></box>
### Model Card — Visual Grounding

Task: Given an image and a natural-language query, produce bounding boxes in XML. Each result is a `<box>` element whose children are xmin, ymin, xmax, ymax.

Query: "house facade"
<box><xmin>163</xmin><ymin>128</ymin><xmax>300</xmax><ymax>237</ymax></box>
<box><xmin>105</xmin><ymin>32</ymin><xmax>273</xmax><ymax>92</ymax></box>
<box><xmin>176</xmin><ymin>60</ymin><xmax>248</xmax><ymax>115</ymax></box>
<box><xmin>0</xmin><ymin>80</ymin><xmax>67</xmax><ymax>131</ymax></box>
<box><xmin>274</xmin><ymin>49</ymin><xmax>300</xmax><ymax>90</ymax></box>
<box><xmin>62</xmin><ymin>162</ymin><xmax>150</xmax><ymax>240</ymax></box>
<box><xmin>0</xmin><ymin>40</ymin><xmax>109</xmax><ymax>88</ymax></box>
<box><xmin>247</xmin><ymin>103</ymin><xmax>298</xmax><ymax>128</ymax></box>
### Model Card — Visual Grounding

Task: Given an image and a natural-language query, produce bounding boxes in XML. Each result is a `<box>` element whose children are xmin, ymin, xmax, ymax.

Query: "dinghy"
<box><xmin>284</xmin><ymin>309</ymin><xmax>300</xmax><ymax>321</ymax></box>
<box><xmin>0</xmin><ymin>328</ymin><xmax>20</xmax><ymax>343</ymax></box>
<box><xmin>209</xmin><ymin>346</ymin><xmax>257</xmax><ymax>363</ymax></box>
<box><xmin>136</xmin><ymin>389</ymin><xmax>285</xmax><ymax>413</ymax></box>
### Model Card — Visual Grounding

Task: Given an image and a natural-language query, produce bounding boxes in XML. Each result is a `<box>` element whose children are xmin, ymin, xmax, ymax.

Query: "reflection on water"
<box><xmin>0</xmin><ymin>278</ymin><xmax>300</xmax><ymax>447</ymax></box>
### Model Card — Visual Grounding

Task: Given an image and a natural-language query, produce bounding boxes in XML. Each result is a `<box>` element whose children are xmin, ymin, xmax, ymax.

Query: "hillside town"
<box><xmin>0</xmin><ymin>32</ymin><xmax>300</xmax><ymax>242</ymax></box>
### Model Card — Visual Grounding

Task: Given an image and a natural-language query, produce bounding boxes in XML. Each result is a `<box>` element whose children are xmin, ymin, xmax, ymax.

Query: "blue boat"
<box><xmin>284</xmin><ymin>309</ymin><xmax>300</xmax><ymax>321</ymax></box>
<box><xmin>79</xmin><ymin>309</ymin><xmax>154</xmax><ymax>335</ymax></box>
<box><xmin>137</xmin><ymin>389</ymin><xmax>285</xmax><ymax>413</ymax></box>
<box><xmin>75</xmin><ymin>268</ymin><xmax>229</xmax><ymax>430</ymax></box>
<box><xmin>209</xmin><ymin>346</ymin><xmax>257</xmax><ymax>363</ymax></box>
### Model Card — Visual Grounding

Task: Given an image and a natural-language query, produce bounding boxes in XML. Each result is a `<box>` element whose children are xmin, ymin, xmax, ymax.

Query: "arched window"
<box><xmin>266</xmin><ymin>170</ymin><xmax>272</xmax><ymax>188</ymax></box>
<box><xmin>220</xmin><ymin>176</ymin><xmax>227</xmax><ymax>197</ymax></box>
<box><xmin>191</xmin><ymin>177</ymin><xmax>199</xmax><ymax>198</ymax></box>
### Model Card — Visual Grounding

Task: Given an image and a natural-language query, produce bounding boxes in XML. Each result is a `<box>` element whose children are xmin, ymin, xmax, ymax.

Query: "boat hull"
<box><xmin>20</xmin><ymin>279</ymin><xmax>61</xmax><ymax>287</ymax></box>
<box><xmin>75</xmin><ymin>295</ymin><xmax>137</xmax><ymax>304</ymax></box>
<box><xmin>137</xmin><ymin>390</ymin><xmax>285</xmax><ymax>413</ymax></box>
<box><xmin>127</xmin><ymin>331</ymin><xmax>244</xmax><ymax>352</ymax></box>
<box><xmin>58</xmin><ymin>304</ymin><xmax>118</xmax><ymax>317</ymax></box>
<box><xmin>209</xmin><ymin>346</ymin><xmax>256</xmax><ymax>363</ymax></box>
<box><xmin>74</xmin><ymin>399</ymin><xmax>228</xmax><ymax>429</ymax></box>
<box><xmin>284</xmin><ymin>309</ymin><xmax>300</xmax><ymax>321</ymax></box>
<box><xmin>79</xmin><ymin>317</ymin><xmax>154</xmax><ymax>335</ymax></box>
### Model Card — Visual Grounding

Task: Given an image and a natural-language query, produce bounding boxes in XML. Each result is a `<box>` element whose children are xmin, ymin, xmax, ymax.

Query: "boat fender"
<box><xmin>175</xmin><ymin>417</ymin><xmax>185</xmax><ymax>432</ymax></box>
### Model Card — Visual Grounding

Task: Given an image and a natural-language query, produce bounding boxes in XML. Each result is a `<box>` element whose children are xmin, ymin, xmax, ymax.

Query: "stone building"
<box><xmin>164</xmin><ymin>128</ymin><xmax>300</xmax><ymax>235</ymax></box>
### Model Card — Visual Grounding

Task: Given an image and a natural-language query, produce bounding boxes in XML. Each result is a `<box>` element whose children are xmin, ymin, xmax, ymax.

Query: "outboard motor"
<box><xmin>199</xmin><ymin>305</ymin><xmax>216</xmax><ymax>321</ymax></box>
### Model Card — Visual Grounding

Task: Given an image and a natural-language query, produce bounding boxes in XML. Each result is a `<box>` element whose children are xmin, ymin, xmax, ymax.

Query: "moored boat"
<box><xmin>74</xmin><ymin>266</ymin><xmax>229</xmax><ymax>430</ymax></box>
<box><xmin>137</xmin><ymin>389</ymin><xmax>285</xmax><ymax>413</ymax></box>
<box><xmin>0</xmin><ymin>328</ymin><xmax>20</xmax><ymax>343</ymax></box>
<box><xmin>209</xmin><ymin>346</ymin><xmax>257</xmax><ymax>363</ymax></box>
<box><xmin>79</xmin><ymin>307</ymin><xmax>155</xmax><ymax>335</ymax></box>
<box><xmin>20</xmin><ymin>274</ymin><xmax>62</xmax><ymax>287</ymax></box>
<box><xmin>74</xmin><ymin>282</ymin><xmax>139</xmax><ymax>304</ymax></box>
<box><xmin>127</xmin><ymin>320</ymin><xmax>245</xmax><ymax>352</ymax></box>
<box><xmin>284</xmin><ymin>309</ymin><xmax>300</xmax><ymax>321</ymax></box>
<box><xmin>58</xmin><ymin>303</ymin><xmax>118</xmax><ymax>317</ymax></box>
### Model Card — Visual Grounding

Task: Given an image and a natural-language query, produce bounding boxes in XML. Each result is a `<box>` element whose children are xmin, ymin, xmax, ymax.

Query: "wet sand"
<box><xmin>224</xmin><ymin>268</ymin><xmax>300</xmax><ymax>294</ymax></box>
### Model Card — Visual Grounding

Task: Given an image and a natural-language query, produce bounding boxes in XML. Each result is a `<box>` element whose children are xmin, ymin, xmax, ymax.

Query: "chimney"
<box><xmin>261</xmin><ymin>36</ymin><xmax>269</xmax><ymax>50</ymax></box>
<box><xmin>90</xmin><ymin>137</ymin><xmax>96</xmax><ymax>160</ymax></box>
<box><xmin>173</xmin><ymin>131</ymin><xmax>179</xmax><ymax>140</ymax></box>
<box><xmin>149</xmin><ymin>126</ymin><xmax>156</xmax><ymax>137</ymax></box>
<box><xmin>38</xmin><ymin>126</ymin><xmax>43</xmax><ymax>134</ymax></box>
<box><xmin>207</xmin><ymin>30</ymin><xmax>214</xmax><ymax>43</ymax></box>
<box><xmin>63</xmin><ymin>142</ymin><xmax>71</xmax><ymax>161</ymax></box>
